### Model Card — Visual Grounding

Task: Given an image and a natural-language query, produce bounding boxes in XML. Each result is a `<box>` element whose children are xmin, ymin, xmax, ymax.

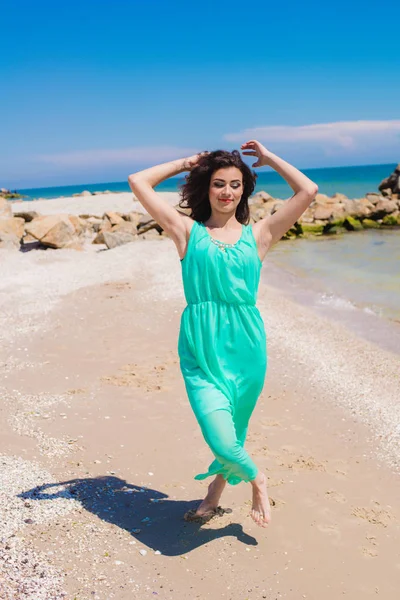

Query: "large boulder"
<box><xmin>373</xmin><ymin>199</ymin><xmax>398</xmax><ymax>216</ymax></box>
<box><xmin>313</xmin><ymin>204</ymin><xmax>346</xmax><ymax>221</ymax></box>
<box><xmin>103</xmin><ymin>211</ymin><xmax>124</xmax><ymax>226</ymax></box>
<box><xmin>93</xmin><ymin>221</ymin><xmax>138</xmax><ymax>244</ymax></box>
<box><xmin>25</xmin><ymin>215</ymin><xmax>82</xmax><ymax>249</ymax></box>
<box><xmin>0</xmin><ymin>216</ymin><xmax>25</xmax><ymax>239</ymax></box>
<box><xmin>0</xmin><ymin>231</ymin><xmax>20</xmax><ymax>250</ymax></box>
<box><xmin>13</xmin><ymin>211</ymin><xmax>39</xmax><ymax>222</ymax></box>
<box><xmin>343</xmin><ymin>198</ymin><xmax>374</xmax><ymax>218</ymax></box>
<box><xmin>103</xmin><ymin>230</ymin><xmax>138</xmax><ymax>249</ymax></box>
<box><xmin>378</xmin><ymin>164</ymin><xmax>400</xmax><ymax>196</ymax></box>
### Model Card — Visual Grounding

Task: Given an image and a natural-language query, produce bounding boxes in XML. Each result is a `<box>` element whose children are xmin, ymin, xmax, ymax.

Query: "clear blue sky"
<box><xmin>1</xmin><ymin>0</ymin><xmax>399</xmax><ymax>189</ymax></box>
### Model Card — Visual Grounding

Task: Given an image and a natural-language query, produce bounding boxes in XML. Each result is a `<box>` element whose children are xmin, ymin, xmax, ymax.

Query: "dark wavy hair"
<box><xmin>178</xmin><ymin>150</ymin><xmax>257</xmax><ymax>224</ymax></box>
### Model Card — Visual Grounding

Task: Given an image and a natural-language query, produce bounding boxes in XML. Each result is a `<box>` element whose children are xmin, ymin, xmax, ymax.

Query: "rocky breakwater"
<box><xmin>1</xmin><ymin>165</ymin><xmax>399</xmax><ymax>252</ymax></box>
<box><xmin>250</xmin><ymin>164</ymin><xmax>400</xmax><ymax>240</ymax></box>
<box><xmin>0</xmin><ymin>195</ymin><xmax>166</xmax><ymax>251</ymax></box>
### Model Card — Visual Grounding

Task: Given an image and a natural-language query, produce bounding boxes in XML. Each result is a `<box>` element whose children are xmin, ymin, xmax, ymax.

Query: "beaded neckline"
<box><xmin>201</xmin><ymin>222</ymin><xmax>244</xmax><ymax>251</ymax></box>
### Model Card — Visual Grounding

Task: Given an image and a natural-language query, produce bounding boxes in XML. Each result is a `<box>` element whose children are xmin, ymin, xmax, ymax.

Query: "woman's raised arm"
<box><xmin>128</xmin><ymin>154</ymin><xmax>202</xmax><ymax>242</ymax></box>
<box><xmin>241</xmin><ymin>140</ymin><xmax>318</xmax><ymax>248</ymax></box>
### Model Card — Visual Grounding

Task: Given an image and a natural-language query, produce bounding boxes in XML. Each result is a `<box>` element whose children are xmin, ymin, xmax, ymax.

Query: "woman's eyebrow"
<box><xmin>212</xmin><ymin>178</ymin><xmax>242</xmax><ymax>183</ymax></box>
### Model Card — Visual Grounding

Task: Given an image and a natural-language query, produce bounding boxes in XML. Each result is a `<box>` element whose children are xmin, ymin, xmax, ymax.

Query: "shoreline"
<box><xmin>263</xmin><ymin>243</ymin><xmax>400</xmax><ymax>357</ymax></box>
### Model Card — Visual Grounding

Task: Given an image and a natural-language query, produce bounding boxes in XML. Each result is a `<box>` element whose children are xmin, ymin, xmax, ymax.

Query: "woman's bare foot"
<box><xmin>194</xmin><ymin>474</ymin><xmax>227</xmax><ymax>516</ymax></box>
<box><xmin>250</xmin><ymin>471</ymin><xmax>271</xmax><ymax>527</ymax></box>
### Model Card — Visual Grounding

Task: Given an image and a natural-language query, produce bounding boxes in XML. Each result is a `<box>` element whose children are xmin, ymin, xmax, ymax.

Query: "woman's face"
<box><xmin>208</xmin><ymin>166</ymin><xmax>243</xmax><ymax>215</ymax></box>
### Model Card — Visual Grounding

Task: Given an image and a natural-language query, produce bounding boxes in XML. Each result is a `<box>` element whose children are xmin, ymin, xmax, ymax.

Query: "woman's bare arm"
<box><xmin>128</xmin><ymin>154</ymin><xmax>202</xmax><ymax>243</ymax></box>
<box><xmin>241</xmin><ymin>140</ymin><xmax>318</xmax><ymax>249</ymax></box>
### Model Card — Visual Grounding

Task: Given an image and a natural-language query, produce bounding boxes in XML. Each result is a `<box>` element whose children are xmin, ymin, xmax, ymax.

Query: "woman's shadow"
<box><xmin>19</xmin><ymin>476</ymin><xmax>257</xmax><ymax>556</ymax></box>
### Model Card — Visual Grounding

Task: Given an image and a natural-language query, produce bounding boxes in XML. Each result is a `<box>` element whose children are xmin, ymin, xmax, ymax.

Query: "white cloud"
<box><xmin>224</xmin><ymin>120</ymin><xmax>400</xmax><ymax>154</ymax></box>
<box><xmin>34</xmin><ymin>145</ymin><xmax>200</xmax><ymax>167</ymax></box>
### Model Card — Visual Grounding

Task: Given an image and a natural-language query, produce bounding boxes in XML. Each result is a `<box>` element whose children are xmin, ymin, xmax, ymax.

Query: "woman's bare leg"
<box><xmin>193</xmin><ymin>474</ymin><xmax>227</xmax><ymax>516</ymax></box>
<box><xmin>250</xmin><ymin>471</ymin><xmax>271</xmax><ymax>527</ymax></box>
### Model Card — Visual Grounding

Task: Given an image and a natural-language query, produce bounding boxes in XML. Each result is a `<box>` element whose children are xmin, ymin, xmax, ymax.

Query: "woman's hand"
<box><xmin>241</xmin><ymin>140</ymin><xmax>272</xmax><ymax>168</ymax></box>
<box><xmin>181</xmin><ymin>151</ymin><xmax>209</xmax><ymax>171</ymax></box>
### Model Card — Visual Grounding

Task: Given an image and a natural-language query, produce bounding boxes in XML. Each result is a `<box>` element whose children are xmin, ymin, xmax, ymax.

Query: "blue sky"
<box><xmin>1</xmin><ymin>0</ymin><xmax>399</xmax><ymax>189</ymax></box>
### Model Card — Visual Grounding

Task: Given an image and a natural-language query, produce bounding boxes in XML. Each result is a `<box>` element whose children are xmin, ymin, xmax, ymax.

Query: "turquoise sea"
<box><xmin>264</xmin><ymin>230</ymin><xmax>400</xmax><ymax>355</ymax></box>
<box><xmin>16</xmin><ymin>162</ymin><xmax>396</xmax><ymax>202</ymax></box>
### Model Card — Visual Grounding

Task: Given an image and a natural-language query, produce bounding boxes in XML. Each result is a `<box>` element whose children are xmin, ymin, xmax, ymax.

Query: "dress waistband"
<box><xmin>187</xmin><ymin>299</ymin><xmax>256</xmax><ymax>307</ymax></box>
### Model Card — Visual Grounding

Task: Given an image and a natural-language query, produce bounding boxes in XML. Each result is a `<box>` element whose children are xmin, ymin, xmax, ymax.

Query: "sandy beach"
<box><xmin>1</xmin><ymin>193</ymin><xmax>400</xmax><ymax>599</ymax></box>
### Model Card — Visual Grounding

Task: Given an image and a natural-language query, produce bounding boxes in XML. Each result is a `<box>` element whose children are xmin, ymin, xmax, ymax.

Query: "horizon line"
<box><xmin>12</xmin><ymin>160</ymin><xmax>398</xmax><ymax>193</ymax></box>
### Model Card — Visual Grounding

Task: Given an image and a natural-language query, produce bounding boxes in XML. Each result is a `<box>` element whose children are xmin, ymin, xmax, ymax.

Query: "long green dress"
<box><xmin>178</xmin><ymin>220</ymin><xmax>267</xmax><ymax>486</ymax></box>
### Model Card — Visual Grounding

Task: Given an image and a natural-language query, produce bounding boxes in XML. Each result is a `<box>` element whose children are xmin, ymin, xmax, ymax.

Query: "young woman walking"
<box><xmin>128</xmin><ymin>140</ymin><xmax>318</xmax><ymax>528</ymax></box>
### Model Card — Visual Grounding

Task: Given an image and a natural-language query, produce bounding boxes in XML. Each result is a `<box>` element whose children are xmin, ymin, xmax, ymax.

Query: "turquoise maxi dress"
<box><xmin>178</xmin><ymin>220</ymin><xmax>268</xmax><ymax>485</ymax></box>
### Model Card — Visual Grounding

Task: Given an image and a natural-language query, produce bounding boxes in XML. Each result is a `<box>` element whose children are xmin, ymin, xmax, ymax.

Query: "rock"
<box><xmin>252</xmin><ymin>191</ymin><xmax>275</xmax><ymax>203</ymax></box>
<box><xmin>137</xmin><ymin>215</ymin><xmax>162</xmax><ymax>234</ymax></box>
<box><xmin>104</xmin><ymin>211</ymin><xmax>124</xmax><ymax>226</ymax></box>
<box><xmin>0</xmin><ymin>198</ymin><xmax>12</xmax><ymax>217</ymax></box>
<box><xmin>373</xmin><ymin>199</ymin><xmax>398</xmax><ymax>216</ymax></box>
<box><xmin>103</xmin><ymin>230</ymin><xmax>138</xmax><ymax>249</ymax></box>
<box><xmin>330</xmin><ymin>193</ymin><xmax>348</xmax><ymax>202</ymax></box>
<box><xmin>0</xmin><ymin>231</ymin><xmax>20</xmax><ymax>250</ymax></box>
<box><xmin>343</xmin><ymin>198</ymin><xmax>373</xmax><ymax>218</ymax></box>
<box><xmin>139</xmin><ymin>229</ymin><xmax>162</xmax><ymax>240</ymax></box>
<box><xmin>26</xmin><ymin>215</ymin><xmax>81</xmax><ymax>248</ymax></box>
<box><xmin>99</xmin><ymin>219</ymin><xmax>113</xmax><ymax>233</ymax></box>
<box><xmin>314</xmin><ymin>193</ymin><xmax>330</xmax><ymax>203</ymax></box>
<box><xmin>313</xmin><ymin>206</ymin><xmax>334</xmax><ymax>220</ymax></box>
<box><xmin>13</xmin><ymin>211</ymin><xmax>39</xmax><ymax>222</ymax></box>
<box><xmin>0</xmin><ymin>216</ymin><xmax>25</xmax><ymax>239</ymax></box>
<box><xmin>362</xmin><ymin>219</ymin><xmax>380</xmax><ymax>229</ymax></box>
<box><xmin>72</xmin><ymin>190</ymin><xmax>92</xmax><ymax>197</ymax></box>
<box><xmin>41</xmin><ymin>220</ymin><xmax>78</xmax><ymax>248</ymax></box>
<box><xmin>366</xmin><ymin>193</ymin><xmax>384</xmax><ymax>204</ymax></box>
<box><xmin>22</xmin><ymin>233</ymin><xmax>39</xmax><ymax>243</ymax></box>
<box><xmin>85</xmin><ymin>217</ymin><xmax>103</xmax><ymax>232</ymax></box>
<box><xmin>124</xmin><ymin>211</ymin><xmax>142</xmax><ymax>226</ymax></box>
<box><xmin>111</xmin><ymin>222</ymin><xmax>138</xmax><ymax>235</ymax></box>
<box><xmin>378</xmin><ymin>164</ymin><xmax>400</xmax><ymax>195</ymax></box>
<box><xmin>92</xmin><ymin>231</ymin><xmax>106</xmax><ymax>244</ymax></box>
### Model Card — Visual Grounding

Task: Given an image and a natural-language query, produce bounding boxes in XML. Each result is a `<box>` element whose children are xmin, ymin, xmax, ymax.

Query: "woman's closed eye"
<box><xmin>213</xmin><ymin>182</ymin><xmax>241</xmax><ymax>189</ymax></box>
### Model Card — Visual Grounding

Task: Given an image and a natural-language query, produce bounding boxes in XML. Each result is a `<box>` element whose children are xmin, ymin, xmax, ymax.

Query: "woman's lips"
<box><xmin>219</xmin><ymin>199</ymin><xmax>233</xmax><ymax>203</ymax></box>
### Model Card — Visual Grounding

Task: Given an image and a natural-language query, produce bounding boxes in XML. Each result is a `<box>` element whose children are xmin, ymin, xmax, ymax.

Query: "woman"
<box><xmin>128</xmin><ymin>140</ymin><xmax>318</xmax><ymax>528</ymax></box>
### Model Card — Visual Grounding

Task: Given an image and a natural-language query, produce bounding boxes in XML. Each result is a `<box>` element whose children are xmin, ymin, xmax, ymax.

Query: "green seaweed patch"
<box><xmin>382</xmin><ymin>214</ymin><xmax>400</xmax><ymax>226</ymax></box>
<box><xmin>362</xmin><ymin>218</ymin><xmax>381</xmax><ymax>229</ymax></box>
<box><xmin>300</xmin><ymin>223</ymin><xmax>324</xmax><ymax>235</ymax></box>
<box><xmin>1</xmin><ymin>192</ymin><xmax>23</xmax><ymax>199</ymax></box>
<box><xmin>323</xmin><ymin>223</ymin><xmax>346</xmax><ymax>235</ymax></box>
<box><xmin>343</xmin><ymin>216</ymin><xmax>363</xmax><ymax>231</ymax></box>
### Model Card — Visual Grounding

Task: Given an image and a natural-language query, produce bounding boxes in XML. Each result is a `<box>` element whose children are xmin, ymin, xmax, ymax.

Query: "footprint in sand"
<box><xmin>317</xmin><ymin>523</ymin><xmax>342</xmax><ymax>542</ymax></box>
<box><xmin>361</xmin><ymin>546</ymin><xmax>378</xmax><ymax>558</ymax></box>
<box><xmin>275</xmin><ymin>447</ymin><xmax>327</xmax><ymax>472</ymax></box>
<box><xmin>351</xmin><ymin>505</ymin><xmax>394</xmax><ymax>528</ymax></box>
<box><xmin>325</xmin><ymin>490</ymin><xmax>347</xmax><ymax>504</ymax></box>
<box><xmin>260</xmin><ymin>419</ymin><xmax>282</xmax><ymax>429</ymax></box>
<box><xmin>101</xmin><ymin>355</ymin><xmax>179</xmax><ymax>393</ymax></box>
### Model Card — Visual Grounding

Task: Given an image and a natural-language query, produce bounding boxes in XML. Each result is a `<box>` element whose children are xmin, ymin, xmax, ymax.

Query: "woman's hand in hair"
<box><xmin>181</xmin><ymin>152</ymin><xmax>209</xmax><ymax>171</ymax></box>
<box><xmin>240</xmin><ymin>140</ymin><xmax>272</xmax><ymax>168</ymax></box>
